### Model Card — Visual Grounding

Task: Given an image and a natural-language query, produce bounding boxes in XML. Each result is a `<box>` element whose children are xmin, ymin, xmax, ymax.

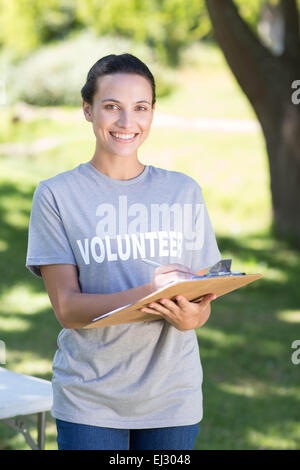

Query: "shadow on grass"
<box><xmin>0</xmin><ymin>181</ymin><xmax>61</xmax><ymax>377</ymax></box>
<box><xmin>0</xmin><ymin>180</ymin><xmax>300</xmax><ymax>449</ymax></box>
<box><xmin>195</xmin><ymin>234</ymin><xmax>300</xmax><ymax>449</ymax></box>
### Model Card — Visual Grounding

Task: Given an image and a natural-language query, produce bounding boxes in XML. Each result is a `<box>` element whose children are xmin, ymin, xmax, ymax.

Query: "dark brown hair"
<box><xmin>81</xmin><ymin>53</ymin><xmax>156</xmax><ymax>107</ymax></box>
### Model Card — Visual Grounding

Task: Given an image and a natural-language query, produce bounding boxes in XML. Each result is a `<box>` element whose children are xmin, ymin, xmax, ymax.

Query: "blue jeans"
<box><xmin>56</xmin><ymin>418</ymin><xmax>200</xmax><ymax>450</ymax></box>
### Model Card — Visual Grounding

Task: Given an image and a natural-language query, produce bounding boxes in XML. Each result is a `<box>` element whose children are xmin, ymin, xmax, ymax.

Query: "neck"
<box><xmin>89</xmin><ymin>154</ymin><xmax>145</xmax><ymax>181</ymax></box>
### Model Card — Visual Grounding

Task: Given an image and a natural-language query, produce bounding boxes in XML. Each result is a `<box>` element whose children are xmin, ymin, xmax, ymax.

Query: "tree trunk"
<box><xmin>265</xmin><ymin>101</ymin><xmax>300</xmax><ymax>244</ymax></box>
<box><xmin>205</xmin><ymin>0</ymin><xmax>300</xmax><ymax>246</ymax></box>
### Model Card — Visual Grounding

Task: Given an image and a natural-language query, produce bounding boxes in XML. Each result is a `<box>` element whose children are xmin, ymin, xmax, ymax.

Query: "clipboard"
<box><xmin>83</xmin><ymin>259</ymin><xmax>262</xmax><ymax>329</ymax></box>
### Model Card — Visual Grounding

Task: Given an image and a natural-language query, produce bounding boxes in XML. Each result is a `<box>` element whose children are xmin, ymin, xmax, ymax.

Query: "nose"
<box><xmin>117</xmin><ymin>110</ymin><xmax>134</xmax><ymax>128</ymax></box>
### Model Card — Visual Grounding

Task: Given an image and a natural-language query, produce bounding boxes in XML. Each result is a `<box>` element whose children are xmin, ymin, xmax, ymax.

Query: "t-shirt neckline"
<box><xmin>84</xmin><ymin>162</ymin><xmax>150</xmax><ymax>186</ymax></box>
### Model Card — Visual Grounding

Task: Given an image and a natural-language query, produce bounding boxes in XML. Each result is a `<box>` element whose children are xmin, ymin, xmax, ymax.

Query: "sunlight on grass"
<box><xmin>277</xmin><ymin>310</ymin><xmax>300</xmax><ymax>323</ymax></box>
<box><xmin>161</xmin><ymin>43</ymin><xmax>257</xmax><ymax>120</ymax></box>
<box><xmin>219</xmin><ymin>382</ymin><xmax>260</xmax><ymax>398</ymax></box>
<box><xmin>1</xmin><ymin>285</ymin><xmax>50</xmax><ymax>314</ymax></box>
<box><xmin>0</xmin><ymin>240</ymin><xmax>8</xmax><ymax>252</ymax></box>
<box><xmin>258</xmin><ymin>267</ymin><xmax>288</xmax><ymax>282</ymax></box>
<box><xmin>196</xmin><ymin>327</ymin><xmax>245</xmax><ymax>348</ymax></box>
<box><xmin>218</xmin><ymin>380</ymin><xmax>300</xmax><ymax>400</ymax></box>
<box><xmin>7</xmin><ymin>351</ymin><xmax>53</xmax><ymax>376</ymax></box>
<box><xmin>0</xmin><ymin>316</ymin><xmax>30</xmax><ymax>332</ymax></box>
<box><xmin>247</xmin><ymin>424</ymin><xmax>300</xmax><ymax>450</ymax></box>
<box><xmin>3</xmin><ymin>208</ymin><xmax>29</xmax><ymax>229</ymax></box>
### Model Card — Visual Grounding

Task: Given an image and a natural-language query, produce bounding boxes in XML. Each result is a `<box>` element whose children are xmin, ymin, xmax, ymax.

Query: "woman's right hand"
<box><xmin>151</xmin><ymin>263</ymin><xmax>194</xmax><ymax>291</ymax></box>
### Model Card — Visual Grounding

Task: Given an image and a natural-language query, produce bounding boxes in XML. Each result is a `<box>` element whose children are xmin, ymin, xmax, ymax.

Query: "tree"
<box><xmin>205</xmin><ymin>0</ymin><xmax>300</xmax><ymax>246</ymax></box>
<box><xmin>74</xmin><ymin>0</ymin><xmax>211</xmax><ymax>66</ymax></box>
<box><xmin>0</xmin><ymin>0</ymin><xmax>78</xmax><ymax>58</ymax></box>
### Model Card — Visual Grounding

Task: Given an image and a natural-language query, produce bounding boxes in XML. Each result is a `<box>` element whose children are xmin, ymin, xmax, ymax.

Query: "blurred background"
<box><xmin>0</xmin><ymin>0</ymin><xmax>299</xmax><ymax>450</ymax></box>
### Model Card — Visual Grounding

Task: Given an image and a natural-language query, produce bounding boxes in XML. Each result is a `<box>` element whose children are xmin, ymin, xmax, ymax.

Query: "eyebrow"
<box><xmin>101</xmin><ymin>99</ymin><xmax>151</xmax><ymax>105</ymax></box>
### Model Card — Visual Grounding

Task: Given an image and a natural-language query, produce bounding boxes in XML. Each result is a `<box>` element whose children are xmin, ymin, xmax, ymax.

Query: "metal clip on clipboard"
<box><xmin>189</xmin><ymin>259</ymin><xmax>245</xmax><ymax>303</ymax></box>
<box><xmin>191</xmin><ymin>259</ymin><xmax>246</xmax><ymax>280</ymax></box>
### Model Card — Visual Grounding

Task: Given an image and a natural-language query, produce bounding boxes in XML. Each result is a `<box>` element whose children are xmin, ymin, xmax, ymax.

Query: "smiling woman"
<box><xmin>25</xmin><ymin>53</ymin><xmax>221</xmax><ymax>451</ymax></box>
<box><xmin>81</xmin><ymin>58</ymin><xmax>156</xmax><ymax>179</ymax></box>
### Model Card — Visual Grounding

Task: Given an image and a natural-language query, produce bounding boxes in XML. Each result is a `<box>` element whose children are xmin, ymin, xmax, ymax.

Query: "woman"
<box><xmin>25</xmin><ymin>53</ymin><xmax>221</xmax><ymax>450</ymax></box>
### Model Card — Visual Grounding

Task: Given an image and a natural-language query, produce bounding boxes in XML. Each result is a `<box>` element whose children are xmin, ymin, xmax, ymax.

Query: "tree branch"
<box><xmin>205</xmin><ymin>0</ymin><xmax>277</xmax><ymax>110</ymax></box>
<box><xmin>280</xmin><ymin>0</ymin><xmax>300</xmax><ymax>61</ymax></box>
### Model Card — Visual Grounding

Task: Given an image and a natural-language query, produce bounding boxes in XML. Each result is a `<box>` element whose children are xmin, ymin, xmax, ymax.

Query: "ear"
<box><xmin>82</xmin><ymin>100</ymin><xmax>93</xmax><ymax>122</ymax></box>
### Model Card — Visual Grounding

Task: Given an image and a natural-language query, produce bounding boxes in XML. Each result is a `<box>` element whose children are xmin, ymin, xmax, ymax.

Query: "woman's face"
<box><xmin>83</xmin><ymin>73</ymin><xmax>155</xmax><ymax>160</ymax></box>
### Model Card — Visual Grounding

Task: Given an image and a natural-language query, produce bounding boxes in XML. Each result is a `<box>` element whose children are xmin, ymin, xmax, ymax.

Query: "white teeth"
<box><xmin>111</xmin><ymin>132</ymin><xmax>136</xmax><ymax>140</ymax></box>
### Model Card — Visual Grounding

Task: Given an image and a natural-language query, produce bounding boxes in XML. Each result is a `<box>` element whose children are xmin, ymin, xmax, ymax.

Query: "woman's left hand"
<box><xmin>140</xmin><ymin>293</ymin><xmax>217</xmax><ymax>331</ymax></box>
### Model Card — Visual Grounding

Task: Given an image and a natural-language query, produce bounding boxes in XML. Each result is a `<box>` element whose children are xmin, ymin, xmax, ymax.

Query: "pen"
<box><xmin>141</xmin><ymin>258</ymin><xmax>164</xmax><ymax>268</ymax></box>
<box><xmin>141</xmin><ymin>258</ymin><xmax>203</xmax><ymax>279</ymax></box>
<box><xmin>141</xmin><ymin>258</ymin><xmax>245</xmax><ymax>277</ymax></box>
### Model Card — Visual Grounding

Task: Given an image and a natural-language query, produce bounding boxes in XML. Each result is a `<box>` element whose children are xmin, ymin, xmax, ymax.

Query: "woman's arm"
<box><xmin>40</xmin><ymin>264</ymin><xmax>209</xmax><ymax>330</ymax></box>
<box><xmin>40</xmin><ymin>264</ymin><xmax>154</xmax><ymax>329</ymax></box>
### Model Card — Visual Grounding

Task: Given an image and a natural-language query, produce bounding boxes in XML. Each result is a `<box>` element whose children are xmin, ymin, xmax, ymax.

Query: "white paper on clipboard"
<box><xmin>92</xmin><ymin>303</ymin><xmax>133</xmax><ymax>322</ymax></box>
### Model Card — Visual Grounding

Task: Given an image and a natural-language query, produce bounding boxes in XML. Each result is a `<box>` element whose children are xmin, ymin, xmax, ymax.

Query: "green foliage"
<box><xmin>1</xmin><ymin>0</ymin><xmax>300</xmax><ymax>67</ymax></box>
<box><xmin>6</xmin><ymin>31</ymin><xmax>177</xmax><ymax>106</ymax></box>
<box><xmin>0</xmin><ymin>0</ymin><xmax>78</xmax><ymax>59</ymax></box>
<box><xmin>235</xmin><ymin>0</ymin><xmax>267</xmax><ymax>28</ymax></box>
<box><xmin>75</xmin><ymin>0</ymin><xmax>211</xmax><ymax>66</ymax></box>
<box><xmin>0</xmin><ymin>0</ymin><xmax>211</xmax><ymax>65</ymax></box>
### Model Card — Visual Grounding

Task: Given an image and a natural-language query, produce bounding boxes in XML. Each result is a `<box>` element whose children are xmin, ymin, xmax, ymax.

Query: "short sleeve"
<box><xmin>25</xmin><ymin>182</ymin><xmax>76</xmax><ymax>278</ymax></box>
<box><xmin>188</xmin><ymin>184</ymin><xmax>222</xmax><ymax>273</ymax></box>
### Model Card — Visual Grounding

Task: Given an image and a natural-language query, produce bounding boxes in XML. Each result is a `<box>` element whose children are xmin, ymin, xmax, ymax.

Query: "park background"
<box><xmin>0</xmin><ymin>0</ymin><xmax>299</xmax><ymax>450</ymax></box>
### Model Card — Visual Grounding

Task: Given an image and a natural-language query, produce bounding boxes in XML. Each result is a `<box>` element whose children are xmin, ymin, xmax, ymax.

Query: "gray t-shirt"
<box><xmin>25</xmin><ymin>162</ymin><xmax>222</xmax><ymax>428</ymax></box>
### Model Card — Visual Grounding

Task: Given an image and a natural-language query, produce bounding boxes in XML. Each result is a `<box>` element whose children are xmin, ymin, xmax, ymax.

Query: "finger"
<box><xmin>140</xmin><ymin>306</ymin><xmax>164</xmax><ymax>316</ymax></box>
<box><xmin>154</xmin><ymin>265</ymin><xmax>181</xmax><ymax>275</ymax></box>
<box><xmin>155</xmin><ymin>272</ymin><xmax>191</xmax><ymax>287</ymax></box>
<box><xmin>202</xmin><ymin>293</ymin><xmax>217</xmax><ymax>304</ymax></box>
<box><xmin>140</xmin><ymin>301</ymin><xmax>171</xmax><ymax>315</ymax></box>
<box><xmin>158</xmin><ymin>298</ymin><xmax>179</xmax><ymax>313</ymax></box>
<box><xmin>154</xmin><ymin>263</ymin><xmax>191</xmax><ymax>275</ymax></box>
<box><xmin>174</xmin><ymin>295</ymin><xmax>190</xmax><ymax>308</ymax></box>
<box><xmin>148</xmin><ymin>301</ymin><xmax>170</xmax><ymax>315</ymax></box>
<box><xmin>208</xmin><ymin>293</ymin><xmax>217</xmax><ymax>300</ymax></box>
<box><xmin>168</xmin><ymin>263</ymin><xmax>192</xmax><ymax>273</ymax></box>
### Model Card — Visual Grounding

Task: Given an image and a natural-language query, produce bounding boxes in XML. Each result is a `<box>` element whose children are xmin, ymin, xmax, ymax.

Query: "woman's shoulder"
<box><xmin>150</xmin><ymin>165</ymin><xmax>202</xmax><ymax>191</ymax></box>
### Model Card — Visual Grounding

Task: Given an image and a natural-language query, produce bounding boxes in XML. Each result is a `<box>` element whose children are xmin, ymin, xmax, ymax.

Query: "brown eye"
<box><xmin>105</xmin><ymin>104</ymin><xmax>118</xmax><ymax>110</ymax></box>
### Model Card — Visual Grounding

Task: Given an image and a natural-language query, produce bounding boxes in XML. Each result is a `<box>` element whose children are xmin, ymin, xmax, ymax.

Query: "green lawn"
<box><xmin>0</xmin><ymin>43</ymin><xmax>299</xmax><ymax>450</ymax></box>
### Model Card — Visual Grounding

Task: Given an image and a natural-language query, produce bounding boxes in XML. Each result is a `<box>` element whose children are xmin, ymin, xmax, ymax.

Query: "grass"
<box><xmin>0</xmin><ymin>42</ymin><xmax>300</xmax><ymax>450</ymax></box>
<box><xmin>160</xmin><ymin>41</ymin><xmax>257</xmax><ymax>120</ymax></box>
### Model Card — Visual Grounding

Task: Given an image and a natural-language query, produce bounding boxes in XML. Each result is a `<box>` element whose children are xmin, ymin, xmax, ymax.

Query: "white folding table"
<box><xmin>0</xmin><ymin>367</ymin><xmax>53</xmax><ymax>450</ymax></box>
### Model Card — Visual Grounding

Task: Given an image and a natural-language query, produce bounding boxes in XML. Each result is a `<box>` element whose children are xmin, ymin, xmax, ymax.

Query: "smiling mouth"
<box><xmin>109</xmin><ymin>132</ymin><xmax>139</xmax><ymax>142</ymax></box>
